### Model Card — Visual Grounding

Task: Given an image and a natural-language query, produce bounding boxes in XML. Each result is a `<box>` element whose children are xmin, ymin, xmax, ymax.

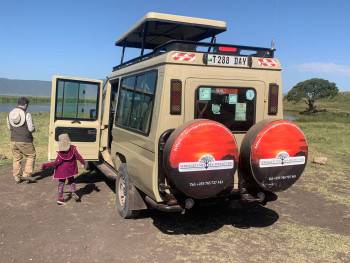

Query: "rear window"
<box><xmin>55</xmin><ymin>79</ymin><xmax>99</xmax><ymax>120</ymax></box>
<box><xmin>195</xmin><ymin>86</ymin><xmax>256</xmax><ymax>132</ymax></box>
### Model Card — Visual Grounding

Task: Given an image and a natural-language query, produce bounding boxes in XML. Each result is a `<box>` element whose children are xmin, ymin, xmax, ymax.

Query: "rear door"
<box><xmin>48</xmin><ymin>75</ymin><xmax>103</xmax><ymax>160</ymax></box>
<box><xmin>185</xmin><ymin>78</ymin><xmax>265</xmax><ymax>145</ymax></box>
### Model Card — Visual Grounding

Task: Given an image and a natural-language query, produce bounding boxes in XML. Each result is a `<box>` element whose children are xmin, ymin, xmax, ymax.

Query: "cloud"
<box><xmin>296</xmin><ymin>62</ymin><xmax>350</xmax><ymax>76</ymax></box>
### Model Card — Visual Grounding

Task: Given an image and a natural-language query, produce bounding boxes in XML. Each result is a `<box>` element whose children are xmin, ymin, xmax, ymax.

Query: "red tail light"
<box><xmin>170</xmin><ymin>79</ymin><xmax>182</xmax><ymax>115</ymax></box>
<box><xmin>218</xmin><ymin>46</ymin><xmax>238</xmax><ymax>53</ymax></box>
<box><xmin>268</xmin><ymin>83</ymin><xmax>279</xmax><ymax>115</ymax></box>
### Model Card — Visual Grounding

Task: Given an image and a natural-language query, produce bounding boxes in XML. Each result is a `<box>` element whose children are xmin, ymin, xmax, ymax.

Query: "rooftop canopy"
<box><xmin>115</xmin><ymin>12</ymin><xmax>227</xmax><ymax>49</ymax></box>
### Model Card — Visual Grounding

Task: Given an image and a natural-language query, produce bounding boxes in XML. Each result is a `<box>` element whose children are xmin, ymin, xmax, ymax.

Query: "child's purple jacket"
<box><xmin>42</xmin><ymin>145</ymin><xmax>85</xmax><ymax>179</ymax></box>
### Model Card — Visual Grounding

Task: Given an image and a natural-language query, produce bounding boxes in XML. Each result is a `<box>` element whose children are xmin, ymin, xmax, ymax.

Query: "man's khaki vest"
<box><xmin>8</xmin><ymin>108</ymin><xmax>33</xmax><ymax>143</ymax></box>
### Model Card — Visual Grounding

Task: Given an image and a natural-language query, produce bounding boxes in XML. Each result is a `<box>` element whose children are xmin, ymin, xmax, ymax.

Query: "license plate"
<box><xmin>206</xmin><ymin>54</ymin><xmax>249</xmax><ymax>67</ymax></box>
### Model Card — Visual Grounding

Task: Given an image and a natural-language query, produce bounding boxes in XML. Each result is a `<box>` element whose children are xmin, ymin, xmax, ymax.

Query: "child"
<box><xmin>42</xmin><ymin>133</ymin><xmax>85</xmax><ymax>205</ymax></box>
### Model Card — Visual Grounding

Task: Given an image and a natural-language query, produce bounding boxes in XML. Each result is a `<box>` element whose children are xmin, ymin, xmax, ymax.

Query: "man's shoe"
<box><xmin>14</xmin><ymin>176</ymin><xmax>23</xmax><ymax>184</ymax></box>
<box><xmin>19</xmin><ymin>176</ymin><xmax>37</xmax><ymax>184</ymax></box>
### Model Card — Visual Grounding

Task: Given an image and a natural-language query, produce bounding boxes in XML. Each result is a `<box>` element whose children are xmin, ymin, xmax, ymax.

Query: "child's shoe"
<box><xmin>71</xmin><ymin>192</ymin><xmax>80</xmax><ymax>202</ymax></box>
<box><xmin>69</xmin><ymin>183</ymin><xmax>80</xmax><ymax>202</ymax></box>
<box><xmin>57</xmin><ymin>197</ymin><xmax>65</xmax><ymax>205</ymax></box>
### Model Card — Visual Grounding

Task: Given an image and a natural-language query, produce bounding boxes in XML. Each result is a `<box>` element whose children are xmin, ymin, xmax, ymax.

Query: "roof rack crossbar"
<box><xmin>113</xmin><ymin>40</ymin><xmax>275</xmax><ymax>72</ymax></box>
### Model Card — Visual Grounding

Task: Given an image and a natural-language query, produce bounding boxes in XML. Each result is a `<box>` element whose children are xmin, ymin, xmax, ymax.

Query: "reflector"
<box><xmin>268</xmin><ymin>83</ymin><xmax>279</xmax><ymax>115</ymax></box>
<box><xmin>170</xmin><ymin>79</ymin><xmax>182</xmax><ymax>115</ymax></box>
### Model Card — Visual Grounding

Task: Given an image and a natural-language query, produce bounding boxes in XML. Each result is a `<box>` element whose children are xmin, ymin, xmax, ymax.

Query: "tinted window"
<box><xmin>55</xmin><ymin>80</ymin><xmax>99</xmax><ymax>120</ymax></box>
<box><xmin>115</xmin><ymin>71</ymin><xmax>157</xmax><ymax>134</ymax></box>
<box><xmin>195</xmin><ymin>87</ymin><xmax>256</xmax><ymax>132</ymax></box>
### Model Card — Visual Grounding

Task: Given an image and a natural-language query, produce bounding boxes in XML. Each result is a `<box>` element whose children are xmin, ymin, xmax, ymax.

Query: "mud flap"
<box><xmin>119</xmin><ymin>163</ymin><xmax>147</xmax><ymax>211</ymax></box>
<box><xmin>128</xmin><ymin>183</ymin><xmax>147</xmax><ymax>210</ymax></box>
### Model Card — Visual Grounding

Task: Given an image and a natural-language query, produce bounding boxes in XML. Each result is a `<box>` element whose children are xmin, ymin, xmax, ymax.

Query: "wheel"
<box><xmin>115</xmin><ymin>166</ymin><xmax>139</xmax><ymax>219</ymax></box>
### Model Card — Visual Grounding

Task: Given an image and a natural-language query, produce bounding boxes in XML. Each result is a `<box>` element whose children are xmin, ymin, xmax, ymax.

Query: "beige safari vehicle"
<box><xmin>48</xmin><ymin>12</ymin><xmax>308</xmax><ymax>218</ymax></box>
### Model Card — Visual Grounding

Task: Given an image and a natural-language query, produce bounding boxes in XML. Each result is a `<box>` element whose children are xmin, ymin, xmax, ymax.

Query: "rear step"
<box><xmin>144</xmin><ymin>196</ymin><xmax>184</xmax><ymax>213</ymax></box>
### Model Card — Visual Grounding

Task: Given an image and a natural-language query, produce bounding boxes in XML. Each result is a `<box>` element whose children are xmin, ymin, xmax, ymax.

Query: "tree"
<box><xmin>286</xmin><ymin>78</ymin><xmax>339</xmax><ymax>112</ymax></box>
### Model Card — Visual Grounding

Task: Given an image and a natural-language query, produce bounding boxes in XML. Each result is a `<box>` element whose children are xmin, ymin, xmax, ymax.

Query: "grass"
<box><xmin>0</xmin><ymin>112</ymin><xmax>50</xmax><ymax>167</ymax></box>
<box><xmin>284</xmin><ymin>92</ymin><xmax>350</xmax><ymax>207</ymax></box>
<box><xmin>297</xmin><ymin>121</ymin><xmax>350</xmax><ymax>207</ymax></box>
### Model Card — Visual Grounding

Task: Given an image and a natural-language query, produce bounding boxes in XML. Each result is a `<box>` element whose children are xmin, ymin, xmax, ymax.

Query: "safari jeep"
<box><xmin>48</xmin><ymin>13</ymin><xmax>308</xmax><ymax>218</ymax></box>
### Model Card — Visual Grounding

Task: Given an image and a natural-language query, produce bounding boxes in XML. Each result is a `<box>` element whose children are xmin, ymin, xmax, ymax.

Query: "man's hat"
<box><xmin>8</xmin><ymin>108</ymin><xmax>26</xmax><ymax>127</ymax></box>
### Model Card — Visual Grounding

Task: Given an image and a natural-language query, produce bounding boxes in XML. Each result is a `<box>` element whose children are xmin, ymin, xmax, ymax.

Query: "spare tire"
<box><xmin>239</xmin><ymin>119</ymin><xmax>308</xmax><ymax>192</ymax></box>
<box><xmin>163</xmin><ymin>119</ymin><xmax>239</xmax><ymax>199</ymax></box>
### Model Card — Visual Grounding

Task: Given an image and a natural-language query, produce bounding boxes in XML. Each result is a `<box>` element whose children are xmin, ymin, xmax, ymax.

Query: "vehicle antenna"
<box><xmin>271</xmin><ymin>39</ymin><xmax>276</xmax><ymax>50</ymax></box>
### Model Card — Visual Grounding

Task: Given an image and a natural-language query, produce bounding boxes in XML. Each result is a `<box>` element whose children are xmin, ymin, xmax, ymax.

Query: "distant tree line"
<box><xmin>1</xmin><ymin>96</ymin><xmax>97</xmax><ymax>104</ymax></box>
<box><xmin>0</xmin><ymin>96</ymin><xmax>50</xmax><ymax>104</ymax></box>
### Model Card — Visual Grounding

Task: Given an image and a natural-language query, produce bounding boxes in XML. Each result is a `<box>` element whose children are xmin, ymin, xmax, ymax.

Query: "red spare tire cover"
<box><xmin>239</xmin><ymin>119</ymin><xmax>308</xmax><ymax>192</ymax></box>
<box><xmin>163</xmin><ymin>119</ymin><xmax>239</xmax><ymax>199</ymax></box>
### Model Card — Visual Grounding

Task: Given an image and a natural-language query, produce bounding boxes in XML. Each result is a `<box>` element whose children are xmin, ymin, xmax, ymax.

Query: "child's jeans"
<box><xmin>58</xmin><ymin>177</ymin><xmax>76</xmax><ymax>201</ymax></box>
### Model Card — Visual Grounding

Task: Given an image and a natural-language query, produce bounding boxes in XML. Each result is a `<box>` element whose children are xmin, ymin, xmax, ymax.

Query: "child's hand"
<box><xmin>81</xmin><ymin>164</ymin><xmax>85</xmax><ymax>169</ymax></box>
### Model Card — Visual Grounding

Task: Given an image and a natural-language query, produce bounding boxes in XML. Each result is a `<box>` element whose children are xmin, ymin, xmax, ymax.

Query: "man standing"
<box><xmin>7</xmin><ymin>97</ymin><xmax>36</xmax><ymax>183</ymax></box>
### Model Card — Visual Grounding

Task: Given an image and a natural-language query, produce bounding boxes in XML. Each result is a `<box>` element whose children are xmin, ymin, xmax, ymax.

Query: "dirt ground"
<box><xmin>0</xmin><ymin>165</ymin><xmax>349</xmax><ymax>263</ymax></box>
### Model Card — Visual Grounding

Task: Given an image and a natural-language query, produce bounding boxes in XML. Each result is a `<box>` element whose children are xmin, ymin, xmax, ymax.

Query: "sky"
<box><xmin>0</xmin><ymin>0</ymin><xmax>349</xmax><ymax>92</ymax></box>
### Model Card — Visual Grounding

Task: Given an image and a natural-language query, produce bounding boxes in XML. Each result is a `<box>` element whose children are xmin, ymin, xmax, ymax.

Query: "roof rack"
<box><xmin>112</xmin><ymin>40</ymin><xmax>275</xmax><ymax>71</ymax></box>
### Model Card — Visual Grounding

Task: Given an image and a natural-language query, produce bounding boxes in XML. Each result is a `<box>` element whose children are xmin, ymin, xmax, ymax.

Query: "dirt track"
<box><xmin>0</xmin><ymin>165</ymin><xmax>349</xmax><ymax>263</ymax></box>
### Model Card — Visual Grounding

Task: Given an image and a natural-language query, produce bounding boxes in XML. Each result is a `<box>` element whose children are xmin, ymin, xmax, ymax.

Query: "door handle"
<box><xmin>71</xmin><ymin>120</ymin><xmax>81</xmax><ymax>124</ymax></box>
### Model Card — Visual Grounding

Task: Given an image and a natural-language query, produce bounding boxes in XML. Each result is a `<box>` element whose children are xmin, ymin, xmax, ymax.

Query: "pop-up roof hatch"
<box><xmin>115</xmin><ymin>12</ymin><xmax>227</xmax><ymax>50</ymax></box>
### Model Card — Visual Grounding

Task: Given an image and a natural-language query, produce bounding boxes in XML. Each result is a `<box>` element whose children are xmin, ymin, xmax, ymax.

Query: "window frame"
<box><xmin>194</xmin><ymin>86</ymin><xmax>257</xmax><ymax>133</ymax></box>
<box><xmin>114</xmin><ymin>69</ymin><xmax>158</xmax><ymax>136</ymax></box>
<box><xmin>54</xmin><ymin>78</ymin><xmax>101</xmax><ymax>121</ymax></box>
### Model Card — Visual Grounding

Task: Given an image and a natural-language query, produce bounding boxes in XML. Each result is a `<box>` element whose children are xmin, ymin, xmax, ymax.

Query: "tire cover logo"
<box><xmin>259</xmin><ymin>151</ymin><xmax>305</xmax><ymax>168</ymax></box>
<box><xmin>179</xmin><ymin>154</ymin><xmax>234</xmax><ymax>172</ymax></box>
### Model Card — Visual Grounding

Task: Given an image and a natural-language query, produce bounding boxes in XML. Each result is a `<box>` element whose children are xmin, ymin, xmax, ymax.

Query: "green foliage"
<box><xmin>0</xmin><ymin>96</ymin><xmax>50</xmax><ymax>104</ymax></box>
<box><xmin>286</xmin><ymin>78</ymin><xmax>339</xmax><ymax>112</ymax></box>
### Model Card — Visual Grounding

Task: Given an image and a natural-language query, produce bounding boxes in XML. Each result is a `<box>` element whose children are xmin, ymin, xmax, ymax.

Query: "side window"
<box><xmin>55</xmin><ymin>79</ymin><xmax>99</xmax><ymax>120</ymax></box>
<box><xmin>115</xmin><ymin>71</ymin><xmax>157</xmax><ymax>134</ymax></box>
<box><xmin>116</xmin><ymin>76</ymin><xmax>135</xmax><ymax>126</ymax></box>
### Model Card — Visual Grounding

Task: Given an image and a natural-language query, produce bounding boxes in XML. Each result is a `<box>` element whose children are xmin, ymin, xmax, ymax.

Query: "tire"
<box><xmin>115</xmin><ymin>166</ymin><xmax>139</xmax><ymax>219</ymax></box>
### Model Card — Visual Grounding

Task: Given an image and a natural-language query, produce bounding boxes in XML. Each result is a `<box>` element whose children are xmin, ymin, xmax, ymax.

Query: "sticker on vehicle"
<box><xmin>246</xmin><ymin>90</ymin><xmax>255</xmax><ymax>100</ymax></box>
<box><xmin>179</xmin><ymin>154</ymin><xmax>234</xmax><ymax>172</ymax></box>
<box><xmin>259</xmin><ymin>151</ymin><xmax>306</xmax><ymax>168</ymax></box>
<box><xmin>228</xmin><ymin>94</ymin><xmax>237</xmax><ymax>104</ymax></box>
<box><xmin>235</xmin><ymin>103</ymin><xmax>246</xmax><ymax>121</ymax></box>
<box><xmin>212</xmin><ymin>104</ymin><xmax>221</xmax><ymax>114</ymax></box>
<box><xmin>199</xmin><ymin>87</ymin><xmax>211</xmax><ymax>100</ymax></box>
